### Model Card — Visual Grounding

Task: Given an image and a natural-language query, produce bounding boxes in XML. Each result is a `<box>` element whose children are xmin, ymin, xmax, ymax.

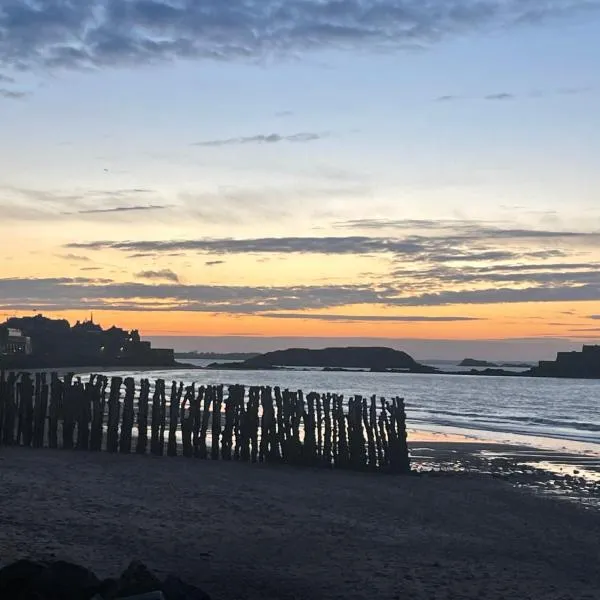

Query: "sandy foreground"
<box><xmin>1</xmin><ymin>447</ymin><xmax>599</xmax><ymax>600</ymax></box>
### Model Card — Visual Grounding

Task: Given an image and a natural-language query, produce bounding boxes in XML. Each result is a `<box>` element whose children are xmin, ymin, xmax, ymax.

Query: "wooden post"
<box><xmin>210</xmin><ymin>385</ymin><xmax>223</xmax><ymax>460</ymax></box>
<box><xmin>274</xmin><ymin>387</ymin><xmax>285</xmax><ymax>462</ymax></box>
<box><xmin>363</xmin><ymin>396</ymin><xmax>376</xmax><ymax>470</ymax></box>
<box><xmin>90</xmin><ymin>376</ymin><xmax>107</xmax><ymax>452</ymax></box>
<box><xmin>323</xmin><ymin>393</ymin><xmax>332</xmax><ymax>468</ymax></box>
<box><xmin>0</xmin><ymin>371</ymin><xmax>5</xmax><ymax>445</ymax></box>
<box><xmin>192</xmin><ymin>386</ymin><xmax>205</xmax><ymax>458</ymax></box>
<box><xmin>180</xmin><ymin>384</ymin><xmax>195</xmax><ymax>458</ymax></box>
<box><xmin>48</xmin><ymin>374</ymin><xmax>61</xmax><ymax>449</ymax></box>
<box><xmin>305</xmin><ymin>393</ymin><xmax>318</xmax><ymax>466</ymax></box>
<box><xmin>390</xmin><ymin>397</ymin><xmax>410</xmax><ymax>474</ymax></box>
<box><xmin>62</xmin><ymin>375</ymin><xmax>77</xmax><ymax>450</ymax></box>
<box><xmin>158</xmin><ymin>379</ymin><xmax>167</xmax><ymax>456</ymax></box>
<box><xmin>1</xmin><ymin>372</ymin><xmax>17</xmax><ymax>446</ymax></box>
<box><xmin>221</xmin><ymin>385</ymin><xmax>237</xmax><ymax>461</ymax></box>
<box><xmin>118</xmin><ymin>377</ymin><xmax>136</xmax><ymax>454</ymax></box>
<box><xmin>76</xmin><ymin>377</ymin><xmax>91</xmax><ymax>450</ymax></box>
<box><xmin>336</xmin><ymin>395</ymin><xmax>349</xmax><ymax>469</ymax></box>
<box><xmin>233</xmin><ymin>386</ymin><xmax>244</xmax><ymax>461</ymax></box>
<box><xmin>198</xmin><ymin>385</ymin><xmax>212</xmax><ymax>459</ymax></box>
<box><xmin>136</xmin><ymin>379</ymin><xmax>150</xmax><ymax>454</ymax></box>
<box><xmin>378</xmin><ymin>398</ymin><xmax>390</xmax><ymax>469</ymax></box>
<box><xmin>150</xmin><ymin>379</ymin><xmax>165</xmax><ymax>456</ymax></box>
<box><xmin>33</xmin><ymin>374</ymin><xmax>49</xmax><ymax>448</ymax></box>
<box><xmin>167</xmin><ymin>381</ymin><xmax>183</xmax><ymax>457</ymax></box>
<box><xmin>106</xmin><ymin>377</ymin><xmax>122</xmax><ymax>453</ymax></box>
<box><xmin>315</xmin><ymin>392</ymin><xmax>323</xmax><ymax>464</ymax></box>
<box><xmin>249</xmin><ymin>387</ymin><xmax>260</xmax><ymax>463</ymax></box>
<box><xmin>19</xmin><ymin>373</ymin><xmax>35</xmax><ymax>447</ymax></box>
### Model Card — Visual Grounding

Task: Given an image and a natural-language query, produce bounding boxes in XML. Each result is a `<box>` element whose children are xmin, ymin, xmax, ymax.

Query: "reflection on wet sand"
<box><xmin>408</xmin><ymin>429</ymin><xmax>600</xmax><ymax>509</ymax></box>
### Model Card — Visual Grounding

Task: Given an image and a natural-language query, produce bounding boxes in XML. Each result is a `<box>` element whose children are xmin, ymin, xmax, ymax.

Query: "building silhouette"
<box><xmin>0</xmin><ymin>314</ymin><xmax>174</xmax><ymax>368</ymax></box>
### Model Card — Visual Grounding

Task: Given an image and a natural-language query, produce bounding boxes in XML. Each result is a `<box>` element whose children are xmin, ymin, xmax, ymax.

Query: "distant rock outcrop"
<box><xmin>210</xmin><ymin>346</ymin><xmax>431</xmax><ymax>372</ymax></box>
<box><xmin>459</xmin><ymin>358</ymin><xmax>499</xmax><ymax>368</ymax></box>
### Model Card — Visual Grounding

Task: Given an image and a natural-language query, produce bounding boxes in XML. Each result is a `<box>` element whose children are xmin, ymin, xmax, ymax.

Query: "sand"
<box><xmin>0</xmin><ymin>446</ymin><xmax>599</xmax><ymax>600</ymax></box>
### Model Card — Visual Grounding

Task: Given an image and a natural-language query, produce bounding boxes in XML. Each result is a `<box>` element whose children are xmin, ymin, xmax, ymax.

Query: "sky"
<box><xmin>1</xmin><ymin>0</ymin><xmax>600</xmax><ymax>359</ymax></box>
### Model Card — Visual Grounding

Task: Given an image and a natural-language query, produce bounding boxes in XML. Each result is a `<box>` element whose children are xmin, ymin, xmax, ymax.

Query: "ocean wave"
<box><xmin>413</xmin><ymin>408</ymin><xmax>600</xmax><ymax>433</ymax></box>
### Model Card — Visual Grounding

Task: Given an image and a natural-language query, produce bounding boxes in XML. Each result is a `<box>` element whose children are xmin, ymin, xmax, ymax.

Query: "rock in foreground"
<box><xmin>0</xmin><ymin>559</ymin><xmax>210</xmax><ymax>600</ymax></box>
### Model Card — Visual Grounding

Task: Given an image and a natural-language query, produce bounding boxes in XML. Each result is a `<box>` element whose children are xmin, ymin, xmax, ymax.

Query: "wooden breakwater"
<box><xmin>0</xmin><ymin>372</ymin><xmax>410</xmax><ymax>473</ymax></box>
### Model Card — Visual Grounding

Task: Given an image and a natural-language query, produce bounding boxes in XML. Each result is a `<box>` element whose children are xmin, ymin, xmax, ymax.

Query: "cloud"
<box><xmin>67</xmin><ymin>226</ymin><xmax>599</xmax><ymax>261</ymax></box>
<box><xmin>259</xmin><ymin>313</ymin><xmax>484</xmax><ymax>322</ymax></box>
<box><xmin>135</xmin><ymin>269</ymin><xmax>180</xmax><ymax>283</ymax></box>
<box><xmin>1</xmin><ymin>0</ymin><xmax>596</xmax><ymax>77</ymax></box>
<box><xmin>75</xmin><ymin>204</ymin><xmax>168</xmax><ymax>214</ymax></box>
<box><xmin>0</xmin><ymin>278</ymin><xmax>385</xmax><ymax>313</ymax></box>
<box><xmin>192</xmin><ymin>132</ymin><xmax>326</xmax><ymax>147</ymax></box>
<box><xmin>0</xmin><ymin>74</ymin><xmax>15</xmax><ymax>83</ymax></box>
<box><xmin>0</xmin><ymin>88</ymin><xmax>27</xmax><ymax>99</ymax></box>
<box><xmin>2</xmin><ymin>274</ymin><xmax>600</xmax><ymax>314</ymax></box>
<box><xmin>434</xmin><ymin>86</ymin><xmax>594</xmax><ymax>103</ymax></box>
<box><xmin>484</xmin><ymin>92</ymin><xmax>515</xmax><ymax>101</ymax></box>
<box><xmin>386</xmin><ymin>285</ymin><xmax>600</xmax><ymax>307</ymax></box>
<box><xmin>68</xmin><ymin>236</ymin><xmax>425</xmax><ymax>255</ymax></box>
<box><xmin>0</xmin><ymin>186</ymin><xmax>164</xmax><ymax>221</ymax></box>
<box><xmin>589</xmin><ymin>315</ymin><xmax>600</xmax><ymax>320</ymax></box>
<box><xmin>205</xmin><ymin>260</ymin><xmax>225</xmax><ymax>267</ymax></box>
<box><xmin>59</xmin><ymin>253</ymin><xmax>91</xmax><ymax>262</ymax></box>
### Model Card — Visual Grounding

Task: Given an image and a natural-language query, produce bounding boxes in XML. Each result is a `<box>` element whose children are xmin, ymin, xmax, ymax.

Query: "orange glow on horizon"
<box><xmin>4</xmin><ymin>300</ymin><xmax>600</xmax><ymax>342</ymax></box>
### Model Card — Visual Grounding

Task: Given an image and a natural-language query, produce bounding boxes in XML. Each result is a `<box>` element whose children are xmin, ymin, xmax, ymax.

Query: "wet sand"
<box><xmin>1</xmin><ymin>446</ymin><xmax>599</xmax><ymax>600</ymax></box>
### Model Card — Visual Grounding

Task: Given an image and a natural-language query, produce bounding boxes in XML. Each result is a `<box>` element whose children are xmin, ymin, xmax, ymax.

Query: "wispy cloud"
<box><xmin>0</xmin><ymin>1</ymin><xmax>596</xmax><ymax>76</ymax></box>
<box><xmin>259</xmin><ymin>313</ymin><xmax>484</xmax><ymax>322</ymax></box>
<box><xmin>435</xmin><ymin>86</ymin><xmax>593</xmax><ymax>103</ymax></box>
<box><xmin>484</xmin><ymin>92</ymin><xmax>515</xmax><ymax>101</ymax></box>
<box><xmin>0</xmin><ymin>186</ymin><xmax>164</xmax><ymax>221</ymax></box>
<box><xmin>205</xmin><ymin>260</ymin><xmax>225</xmax><ymax>267</ymax></box>
<box><xmin>1</xmin><ymin>276</ymin><xmax>600</xmax><ymax>314</ymax></box>
<box><xmin>135</xmin><ymin>269</ymin><xmax>180</xmax><ymax>283</ymax></box>
<box><xmin>192</xmin><ymin>132</ymin><xmax>326</xmax><ymax>147</ymax></box>
<box><xmin>0</xmin><ymin>89</ymin><xmax>28</xmax><ymax>99</ymax></box>
<box><xmin>76</xmin><ymin>205</ymin><xmax>168</xmax><ymax>215</ymax></box>
<box><xmin>59</xmin><ymin>253</ymin><xmax>91</xmax><ymax>262</ymax></box>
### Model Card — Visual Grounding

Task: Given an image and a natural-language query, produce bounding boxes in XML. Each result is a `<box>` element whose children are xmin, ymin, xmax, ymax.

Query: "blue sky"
<box><xmin>1</xmin><ymin>1</ymin><xmax>600</xmax><ymax>357</ymax></box>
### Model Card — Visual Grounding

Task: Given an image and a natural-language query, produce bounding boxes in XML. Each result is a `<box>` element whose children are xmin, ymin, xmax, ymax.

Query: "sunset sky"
<box><xmin>1</xmin><ymin>0</ymin><xmax>600</xmax><ymax>358</ymax></box>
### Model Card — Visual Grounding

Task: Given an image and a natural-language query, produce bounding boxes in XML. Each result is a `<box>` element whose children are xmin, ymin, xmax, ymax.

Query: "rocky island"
<box><xmin>459</xmin><ymin>358</ymin><xmax>499</xmax><ymax>368</ymax></box>
<box><xmin>208</xmin><ymin>346</ymin><xmax>437</xmax><ymax>373</ymax></box>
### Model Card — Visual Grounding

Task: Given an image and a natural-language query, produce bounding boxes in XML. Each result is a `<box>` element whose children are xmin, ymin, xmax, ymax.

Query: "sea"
<box><xmin>74</xmin><ymin>359</ymin><xmax>600</xmax><ymax>457</ymax></box>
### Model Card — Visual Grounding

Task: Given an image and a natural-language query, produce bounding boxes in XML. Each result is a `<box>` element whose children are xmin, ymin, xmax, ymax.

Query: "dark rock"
<box><xmin>459</xmin><ymin>358</ymin><xmax>499</xmax><ymax>368</ymax></box>
<box><xmin>162</xmin><ymin>574</ymin><xmax>211</xmax><ymax>600</ymax></box>
<box><xmin>0</xmin><ymin>559</ymin><xmax>100</xmax><ymax>600</ymax></box>
<box><xmin>0</xmin><ymin>559</ymin><xmax>47</xmax><ymax>599</ymax></box>
<box><xmin>116</xmin><ymin>561</ymin><xmax>162</xmax><ymax>597</ymax></box>
<box><xmin>95</xmin><ymin>577</ymin><xmax>119</xmax><ymax>599</ymax></box>
<box><xmin>40</xmin><ymin>561</ymin><xmax>101</xmax><ymax>599</ymax></box>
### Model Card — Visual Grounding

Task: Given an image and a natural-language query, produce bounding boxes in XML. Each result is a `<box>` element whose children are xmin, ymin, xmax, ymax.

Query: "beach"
<box><xmin>1</xmin><ymin>444</ymin><xmax>599</xmax><ymax>600</ymax></box>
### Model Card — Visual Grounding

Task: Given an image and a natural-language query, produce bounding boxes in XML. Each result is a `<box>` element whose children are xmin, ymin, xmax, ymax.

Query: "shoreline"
<box><xmin>6</xmin><ymin>362</ymin><xmax>600</xmax><ymax>380</ymax></box>
<box><xmin>407</xmin><ymin>430</ymin><xmax>600</xmax><ymax>509</ymax></box>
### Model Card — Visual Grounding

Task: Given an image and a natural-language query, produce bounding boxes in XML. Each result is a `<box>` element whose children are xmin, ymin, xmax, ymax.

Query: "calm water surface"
<box><xmin>73</xmin><ymin>361</ymin><xmax>600</xmax><ymax>454</ymax></box>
